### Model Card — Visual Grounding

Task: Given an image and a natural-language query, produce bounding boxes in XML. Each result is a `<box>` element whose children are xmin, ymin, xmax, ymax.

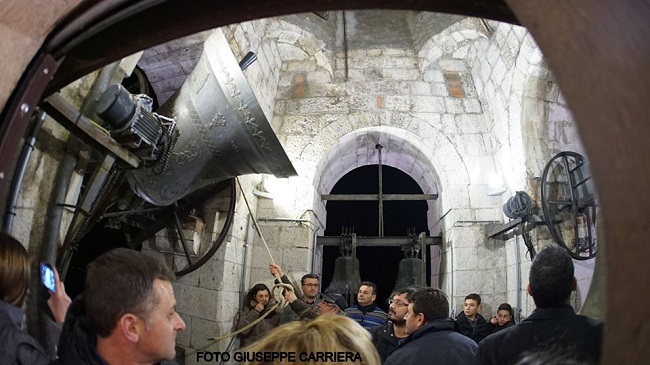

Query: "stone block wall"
<box><xmin>462</xmin><ymin>21</ymin><xmax>594</xmax><ymax>318</ymax></box>
<box><xmin>230</xmin><ymin>12</ymin><xmax>595</xmax><ymax>318</ymax></box>
<box><xmin>8</xmin><ymin>72</ymin><xmax>102</xmax><ymax>250</ymax></box>
<box><xmin>414</xmin><ymin>17</ymin><xmax>593</xmax><ymax>317</ymax></box>
<box><xmin>139</xmin><ymin>175</ymin><xmax>266</xmax><ymax>364</ymax></box>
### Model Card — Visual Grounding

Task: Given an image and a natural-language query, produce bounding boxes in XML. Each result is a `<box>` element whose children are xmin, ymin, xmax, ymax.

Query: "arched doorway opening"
<box><xmin>322</xmin><ymin>165</ymin><xmax>431</xmax><ymax>310</ymax></box>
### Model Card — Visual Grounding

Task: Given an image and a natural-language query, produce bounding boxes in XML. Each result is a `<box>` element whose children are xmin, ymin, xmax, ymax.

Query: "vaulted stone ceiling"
<box><xmin>136</xmin><ymin>10</ymin><xmax>465</xmax><ymax>109</ymax></box>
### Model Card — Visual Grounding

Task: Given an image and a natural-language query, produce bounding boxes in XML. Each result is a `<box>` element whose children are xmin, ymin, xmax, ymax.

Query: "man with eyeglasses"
<box><xmin>384</xmin><ymin>287</ymin><xmax>477</xmax><ymax>365</ymax></box>
<box><xmin>369</xmin><ymin>287</ymin><xmax>417</xmax><ymax>362</ymax></box>
<box><xmin>269</xmin><ymin>264</ymin><xmax>321</xmax><ymax>323</ymax></box>
<box><xmin>317</xmin><ymin>293</ymin><xmax>347</xmax><ymax>315</ymax></box>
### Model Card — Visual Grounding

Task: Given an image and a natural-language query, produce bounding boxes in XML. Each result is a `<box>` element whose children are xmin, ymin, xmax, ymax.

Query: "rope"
<box><xmin>206</xmin><ymin>177</ymin><xmax>293</xmax><ymax>342</ymax></box>
<box><xmin>236</xmin><ymin>177</ymin><xmax>278</xmax><ymax>267</ymax></box>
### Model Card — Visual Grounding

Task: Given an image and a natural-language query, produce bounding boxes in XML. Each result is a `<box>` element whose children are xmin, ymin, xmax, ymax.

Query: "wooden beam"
<box><xmin>317</xmin><ymin>235</ymin><xmax>441</xmax><ymax>246</ymax></box>
<box><xmin>321</xmin><ymin>193</ymin><xmax>438</xmax><ymax>201</ymax></box>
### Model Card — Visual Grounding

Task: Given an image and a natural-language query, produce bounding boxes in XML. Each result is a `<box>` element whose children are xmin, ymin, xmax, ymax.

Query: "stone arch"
<box><xmin>506</xmin><ymin>31</ymin><xmax>587</xmax><ymax>193</ymax></box>
<box><xmin>312</xmin><ymin>125</ymin><xmax>471</xmax><ymax>234</ymax></box>
<box><xmin>0</xmin><ymin>2</ymin><xmax>646</xmax><ymax>361</ymax></box>
<box><xmin>417</xmin><ymin>18</ymin><xmax>489</xmax><ymax>73</ymax></box>
<box><xmin>265</xmin><ymin>16</ymin><xmax>336</xmax><ymax>78</ymax></box>
<box><xmin>224</xmin><ymin>14</ymin><xmax>337</xmax><ymax>120</ymax></box>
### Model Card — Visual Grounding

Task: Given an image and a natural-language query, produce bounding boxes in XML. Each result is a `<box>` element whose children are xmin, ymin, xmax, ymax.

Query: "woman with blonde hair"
<box><xmin>243</xmin><ymin>314</ymin><xmax>381</xmax><ymax>365</ymax></box>
<box><xmin>0</xmin><ymin>232</ymin><xmax>71</xmax><ymax>364</ymax></box>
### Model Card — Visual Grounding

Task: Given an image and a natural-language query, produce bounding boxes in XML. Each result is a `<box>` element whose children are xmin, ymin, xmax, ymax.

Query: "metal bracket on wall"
<box><xmin>487</xmin><ymin>214</ymin><xmax>547</xmax><ymax>259</ymax></box>
<box><xmin>486</xmin><ymin>214</ymin><xmax>546</xmax><ymax>241</ymax></box>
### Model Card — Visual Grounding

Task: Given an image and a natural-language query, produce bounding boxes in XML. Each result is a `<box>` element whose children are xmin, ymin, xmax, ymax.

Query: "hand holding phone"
<box><xmin>40</xmin><ymin>262</ymin><xmax>56</xmax><ymax>292</ymax></box>
<box><xmin>40</xmin><ymin>262</ymin><xmax>72</xmax><ymax>323</ymax></box>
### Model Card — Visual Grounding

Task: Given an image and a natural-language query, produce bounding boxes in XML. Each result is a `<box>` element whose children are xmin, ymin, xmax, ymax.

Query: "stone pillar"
<box><xmin>445</xmin><ymin>223</ymin><xmax>507</xmax><ymax>318</ymax></box>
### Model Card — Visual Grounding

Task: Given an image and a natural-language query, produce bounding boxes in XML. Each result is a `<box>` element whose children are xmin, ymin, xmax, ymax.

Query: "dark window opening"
<box><xmin>323</xmin><ymin>165</ymin><xmax>430</xmax><ymax>311</ymax></box>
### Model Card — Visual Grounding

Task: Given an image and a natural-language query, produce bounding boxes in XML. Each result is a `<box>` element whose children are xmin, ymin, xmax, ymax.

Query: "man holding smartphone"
<box><xmin>56</xmin><ymin>248</ymin><xmax>186</xmax><ymax>365</ymax></box>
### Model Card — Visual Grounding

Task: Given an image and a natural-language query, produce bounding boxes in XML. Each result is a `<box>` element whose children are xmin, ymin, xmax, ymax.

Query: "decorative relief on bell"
<box><xmin>208</xmin><ymin>113</ymin><xmax>226</xmax><ymax>128</ymax></box>
<box><xmin>174</xmin><ymin>141</ymin><xmax>200</xmax><ymax>165</ymax></box>
<box><xmin>252</xmin><ymin>130</ymin><xmax>268</xmax><ymax>152</ymax></box>
<box><xmin>237</xmin><ymin>101</ymin><xmax>249</xmax><ymax>112</ymax></box>
<box><xmin>230</xmin><ymin>140</ymin><xmax>240</xmax><ymax>153</ymax></box>
<box><xmin>206</xmin><ymin>141</ymin><xmax>222</xmax><ymax>158</ymax></box>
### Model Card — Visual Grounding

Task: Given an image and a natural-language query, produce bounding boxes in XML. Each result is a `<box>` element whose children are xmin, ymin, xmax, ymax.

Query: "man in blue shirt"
<box><xmin>344</xmin><ymin>281</ymin><xmax>387</xmax><ymax>329</ymax></box>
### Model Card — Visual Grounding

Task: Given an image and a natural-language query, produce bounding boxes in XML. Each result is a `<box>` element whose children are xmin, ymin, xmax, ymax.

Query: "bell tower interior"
<box><xmin>4</xmin><ymin>2</ymin><xmax>648</xmax><ymax>362</ymax></box>
<box><xmin>322</xmin><ymin>164</ymin><xmax>431</xmax><ymax>310</ymax></box>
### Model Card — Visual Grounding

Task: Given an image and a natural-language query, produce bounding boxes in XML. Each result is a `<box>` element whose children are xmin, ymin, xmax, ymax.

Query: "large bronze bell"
<box><xmin>392</xmin><ymin>233</ymin><xmax>426</xmax><ymax>292</ymax></box>
<box><xmin>100</xmin><ymin>29</ymin><xmax>296</xmax><ymax>206</ymax></box>
<box><xmin>324</xmin><ymin>232</ymin><xmax>362</xmax><ymax>307</ymax></box>
<box><xmin>392</xmin><ymin>257</ymin><xmax>424</xmax><ymax>292</ymax></box>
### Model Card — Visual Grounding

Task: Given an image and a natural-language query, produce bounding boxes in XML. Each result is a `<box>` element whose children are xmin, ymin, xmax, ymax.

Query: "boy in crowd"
<box><xmin>455</xmin><ymin>293</ymin><xmax>490</xmax><ymax>343</ymax></box>
<box><xmin>489</xmin><ymin>302</ymin><xmax>515</xmax><ymax>333</ymax></box>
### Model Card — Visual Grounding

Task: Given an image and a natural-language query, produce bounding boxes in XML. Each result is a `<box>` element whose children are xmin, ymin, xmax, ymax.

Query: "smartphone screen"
<box><xmin>40</xmin><ymin>262</ymin><xmax>56</xmax><ymax>292</ymax></box>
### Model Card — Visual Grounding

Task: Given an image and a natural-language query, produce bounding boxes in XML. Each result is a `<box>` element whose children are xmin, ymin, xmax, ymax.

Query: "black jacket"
<box><xmin>490</xmin><ymin>320</ymin><xmax>515</xmax><ymax>333</ymax></box>
<box><xmin>456</xmin><ymin>311</ymin><xmax>490</xmax><ymax>343</ymax></box>
<box><xmin>274</xmin><ymin>275</ymin><xmax>318</xmax><ymax>323</ymax></box>
<box><xmin>476</xmin><ymin>306</ymin><xmax>603</xmax><ymax>365</ymax></box>
<box><xmin>288</xmin><ymin>298</ymin><xmax>318</xmax><ymax>321</ymax></box>
<box><xmin>0</xmin><ymin>300</ymin><xmax>51</xmax><ymax>365</ymax></box>
<box><xmin>56</xmin><ymin>297</ymin><xmax>178</xmax><ymax>365</ymax></box>
<box><xmin>384</xmin><ymin>318</ymin><xmax>477</xmax><ymax>365</ymax></box>
<box><xmin>369</xmin><ymin>321</ymin><xmax>403</xmax><ymax>363</ymax></box>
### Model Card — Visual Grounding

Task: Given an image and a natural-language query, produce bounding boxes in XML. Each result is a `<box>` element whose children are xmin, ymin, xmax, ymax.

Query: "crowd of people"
<box><xmin>0</xmin><ymin>233</ymin><xmax>184</xmax><ymax>365</ymax></box>
<box><xmin>236</xmin><ymin>245</ymin><xmax>602</xmax><ymax>365</ymax></box>
<box><xmin>1</xmin><ymin>230</ymin><xmax>603</xmax><ymax>365</ymax></box>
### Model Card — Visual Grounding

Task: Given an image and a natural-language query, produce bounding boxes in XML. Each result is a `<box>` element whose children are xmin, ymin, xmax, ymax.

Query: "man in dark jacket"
<box><xmin>56</xmin><ymin>248</ymin><xmax>185</xmax><ymax>365</ymax></box>
<box><xmin>384</xmin><ymin>287</ymin><xmax>477</xmax><ymax>365</ymax></box>
<box><xmin>456</xmin><ymin>293</ymin><xmax>490</xmax><ymax>343</ymax></box>
<box><xmin>369</xmin><ymin>286</ymin><xmax>417</xmax><ymax>362</ymax></box>
<box><xmin>270</xmin><ymin>263</ymin><xmax>320</xmax><ymax>323</ymax></box>
<box><xmin>476</xmin><ymin>245</ymin><xmax>603</xmax><ymax>365</ymax></box>
<box><xmin>282</xmin><ymin>291</ymin><xmax>346</xmax><ymax>320</ymax></box>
